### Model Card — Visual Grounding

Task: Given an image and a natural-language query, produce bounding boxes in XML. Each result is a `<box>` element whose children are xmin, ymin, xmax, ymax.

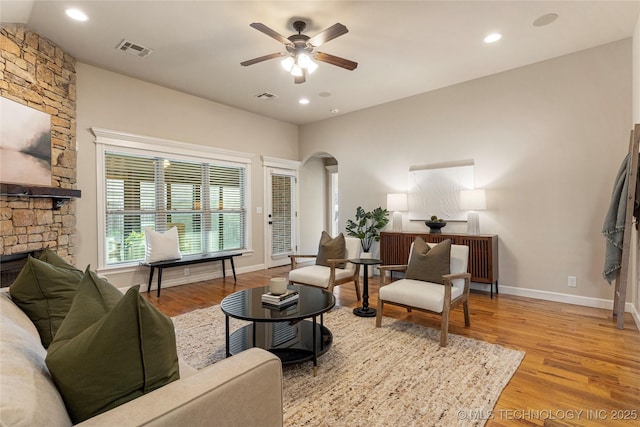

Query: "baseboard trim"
<box><xmin>493</xmin><ymin>284</ymin><xmax>636</xmax><ymax>313</ymax></box>
<box><xmin>631</xmin><ymin>303</ymin><xmax>640</xmax><ymax>329</ymax></box>
<box><xmin>141</xmin><ymin>264</ymin><xmax>266</xmax><ymax>291</ymax></box>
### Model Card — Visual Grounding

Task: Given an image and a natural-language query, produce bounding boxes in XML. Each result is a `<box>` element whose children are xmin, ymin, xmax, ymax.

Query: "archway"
<box><xmin>297</xmin><ymin>152</ymin><xmax>338</xmax><ymax>254</ymax></box>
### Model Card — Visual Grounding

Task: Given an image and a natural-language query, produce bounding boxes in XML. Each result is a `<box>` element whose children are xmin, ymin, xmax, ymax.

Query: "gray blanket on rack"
<box><xmin>602</xmin><ymin>153</ymin><xmax>640</xmax><ymax>283</ymax></box>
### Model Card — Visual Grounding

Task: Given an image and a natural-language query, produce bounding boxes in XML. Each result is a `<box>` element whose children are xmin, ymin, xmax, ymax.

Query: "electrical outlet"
<box><xmin>567</xmin><ymin>276</ymin><xmax>577</xmax><ymax>287</ymax></box>
<box><xmin>184</xmin><ymin>268</ymin><xmax>190</xmax><ymax>276</ymax></box>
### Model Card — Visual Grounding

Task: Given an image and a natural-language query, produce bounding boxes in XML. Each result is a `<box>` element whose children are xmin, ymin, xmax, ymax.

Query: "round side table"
<box><xmin>349</xmin><ymin>258</ymin><xmax>381</xmax><ymax>317</ymax></box>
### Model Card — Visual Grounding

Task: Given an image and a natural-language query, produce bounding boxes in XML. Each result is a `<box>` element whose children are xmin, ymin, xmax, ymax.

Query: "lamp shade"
<box><xmin>387</xmin><ymin>193</ymin><xmax>408</xmax><ymax>212</ymax></box>
<box><xmin>459</xmin><ymin>189</ymin><xmax>486</xmax><ymax>211</ymax></box>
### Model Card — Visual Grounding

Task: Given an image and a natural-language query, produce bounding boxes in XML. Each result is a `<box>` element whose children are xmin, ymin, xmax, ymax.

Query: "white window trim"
<box><xmin>93</xmin><ymin>127</ymin><xmax>254</xmax><ymax>270</ymax></box>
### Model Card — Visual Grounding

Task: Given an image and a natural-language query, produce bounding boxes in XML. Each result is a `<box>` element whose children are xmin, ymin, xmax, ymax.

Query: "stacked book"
<box><xmin>261</xmin><ymin>290</ymin><xmax>299</xmax><ymax>309</ymax></box>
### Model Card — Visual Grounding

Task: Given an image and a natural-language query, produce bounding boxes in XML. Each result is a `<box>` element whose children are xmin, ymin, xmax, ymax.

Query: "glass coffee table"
<box><xmin>221</xmin><ymin>285</ymin><xmax>335</xmax><ymax>375</ymax></box>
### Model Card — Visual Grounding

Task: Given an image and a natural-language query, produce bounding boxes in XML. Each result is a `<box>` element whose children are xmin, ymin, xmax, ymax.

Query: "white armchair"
<box><xmin>288</xmin><ymin>235</ymin><xmax>362</xmax><ymax>300</ymax></box>
<box><xmin>376</xmin><ymin>239</ymin><xmax>471</xmax><ymax>346</ymax></box>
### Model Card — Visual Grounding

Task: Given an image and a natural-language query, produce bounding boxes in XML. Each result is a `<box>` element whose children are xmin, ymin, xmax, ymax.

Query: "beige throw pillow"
<box><xmin>315</xmin><ymin>232</ymin><xmax>346</xmax><ymax>268</ymax></box>
<box><xmin>405</xmin><ymin>237</ymin><xmax>451</xmax><ymax>284</ymax></box>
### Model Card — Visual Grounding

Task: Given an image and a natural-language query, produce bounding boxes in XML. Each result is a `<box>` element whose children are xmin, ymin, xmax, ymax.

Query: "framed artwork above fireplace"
<box><xmin>0</xmin><ymin>97</ymin><xmax>52</xmax><ymax>186</ymax></box>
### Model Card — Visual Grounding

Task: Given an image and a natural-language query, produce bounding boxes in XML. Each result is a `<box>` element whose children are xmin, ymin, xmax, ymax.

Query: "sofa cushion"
<box><xmin>9</xmin><ymin>256</ymin><xmax>84</xmax><ymax>348</ymax></box>
<box><xmin>46</xmin><ymin>271</ymin><xmax>180</xmax><ymax>424</ymax></box>
<box><xmin>144</xmin><ymin>226</ymin><xmax>182</xmax><ymax>263</ymax></box>
<box><xmin>0</xmin><ymin>291</ymin><xmax>72</xmax><ymax>427</ymax></box>
<box><xmin>288</xmin><ymin>265</ymin><xmax>356</xmax><ymax>288</ymax></box>
<box><xmin>38</xmin><ymin>248</ymin><xmax>82</xmax><ymax>272</ymax></box>
<box><xmin>316</xmin><ymin>231</ymin><xmax>346</xmax><ymax>268</ymax></box>
<box><xmin>405</xmin><ymin>238</ymin><xmax>451</xmax><ymax>285</ymax></box>
<box><xmin>379</xmin><ymin>278</ymin><xmax>464</xmax><ymax>313</ymax></box>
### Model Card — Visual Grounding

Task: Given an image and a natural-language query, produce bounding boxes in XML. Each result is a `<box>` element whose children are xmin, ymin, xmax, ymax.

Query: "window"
<box><xmin>95</xmin><ymin>128</ymin><xmax>251</xmax><ymax>268</ymax></box>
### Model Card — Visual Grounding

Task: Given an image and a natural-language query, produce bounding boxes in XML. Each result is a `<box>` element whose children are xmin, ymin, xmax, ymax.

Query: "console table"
<box><xmin>380</xmin><ymin>232</ymin><xmax>499</xmax><ymax>297</ymax></box>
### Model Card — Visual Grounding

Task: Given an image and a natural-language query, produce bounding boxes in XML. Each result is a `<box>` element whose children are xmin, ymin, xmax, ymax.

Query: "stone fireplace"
<box><xmin>0</xmin><ymin>24</ymin><xmax>79</xmax><ymax>264</ymax></box>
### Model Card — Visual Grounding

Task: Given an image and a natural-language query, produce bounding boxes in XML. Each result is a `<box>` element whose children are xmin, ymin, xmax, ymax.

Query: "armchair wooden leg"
<box><xmin>375</xmin><ymin>299</ymin><xmax>383</xmax><ymax>327</ymax></box>
<box><xmin>440</xmin><ymin>308</ymin><xmax>450</xmax><ymax>347</ymax></box>
<box><xmin>354</xmin><ymin>280</ymin><xmax>361</xmax><ymax>301</ymax></box>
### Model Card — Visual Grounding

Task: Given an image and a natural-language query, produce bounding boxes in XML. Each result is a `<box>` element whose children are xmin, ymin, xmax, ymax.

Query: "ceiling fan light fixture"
<box><xmin>281</xmin><ymin>56</ymin><xmax>295</xmax><ymax>72</ymax></box>
<box><xmin>306</xmin><ymin>60</ymin><xmax>318</xmax><ymax>74</ymax></box>
<box><xmin>291</xmin><ymin>64</ymin><xmax>303</xmax><ymax>77</ymax></box>
<box><xmin>297</xmin><ymin>53</ymin><xmax>312</xmax><ymax>68</ymax></box>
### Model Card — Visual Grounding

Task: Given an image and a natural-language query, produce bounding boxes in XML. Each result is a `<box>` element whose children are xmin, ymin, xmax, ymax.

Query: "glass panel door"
<box><xmin>267</xmin><ymin>168</ymin><xmax>296</xmax><ymax>267</ymax></box>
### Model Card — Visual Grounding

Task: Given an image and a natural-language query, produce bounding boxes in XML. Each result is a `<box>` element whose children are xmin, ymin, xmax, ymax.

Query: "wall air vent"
<box><xmin>255</xmin><ymin>92</ymin><xmax>278</xmax><ymax>101</ymax></box>
<box><xmin>116</xmin><ymin>40</ymin><xmax>153</xmax><ymax>58</ymax></box>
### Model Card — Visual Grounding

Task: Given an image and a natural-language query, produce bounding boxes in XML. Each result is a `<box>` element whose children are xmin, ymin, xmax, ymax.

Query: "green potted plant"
<box><xmin>345</xmin><ymin>206</ymin><xmax>390</xmax><ymax>253</ymax></box>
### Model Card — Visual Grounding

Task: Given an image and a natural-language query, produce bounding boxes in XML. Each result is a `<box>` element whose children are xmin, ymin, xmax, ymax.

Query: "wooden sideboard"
<box><xmin>379</xmin><ymin>232</ymin><xmax>499</xmax><ymax>297</ymax></box>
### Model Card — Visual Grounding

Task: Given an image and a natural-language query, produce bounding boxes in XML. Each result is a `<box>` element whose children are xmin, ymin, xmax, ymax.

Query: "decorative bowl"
<box><xmin>424</xmin><ymin>221</ymin><xmax>447</xmax><ymax>234</ymax></box>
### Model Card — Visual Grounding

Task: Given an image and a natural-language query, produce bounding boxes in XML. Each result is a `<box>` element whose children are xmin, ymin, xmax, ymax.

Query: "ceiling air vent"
<box><xmin>116</xmin><ymin>39</ymin><xmax>153</xmax><ymax>58</ymax></box>
<box><xmin>255</xmin><ymin>92</ymin><xmax>278</xmax><ymax>101</ymax></box>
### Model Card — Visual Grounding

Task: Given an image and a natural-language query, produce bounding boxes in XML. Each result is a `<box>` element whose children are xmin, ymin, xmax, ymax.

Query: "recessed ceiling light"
<box><xmin>533</xmin><ymin>13</ymin><xmax>558</xmax><ymax>27</ymax></box>
<box><xmin>330</xmin><ymin>108</ymin><xmax>340</xmax><ymax>114</ymax></box>
<box><xmin>65</xmin><ymin>8</ymin><xmax>88</xmax><ymax>21</ymax></box>
<box><xmin>483</xmin><ymin>33</ymin><xmax>502</xmax><ymax>44</ymax></box>
<box><xmin>299</xmin><ymin>98</ymin><xmax>310</xmax><ymax>105</ymax></box>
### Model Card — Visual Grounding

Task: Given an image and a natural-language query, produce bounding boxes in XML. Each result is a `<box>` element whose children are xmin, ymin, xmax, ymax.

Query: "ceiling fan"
<box><xmin>240</xmin><ymin>20</ymin><xmax>358</xmax><ymax>84</ymax></box>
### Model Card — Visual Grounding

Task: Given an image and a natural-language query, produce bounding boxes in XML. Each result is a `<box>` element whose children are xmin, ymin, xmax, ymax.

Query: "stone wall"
<box><xmin>0</xmin><ymin>24</ymin><xmax>78</xmax><ymax>262</ymax></box>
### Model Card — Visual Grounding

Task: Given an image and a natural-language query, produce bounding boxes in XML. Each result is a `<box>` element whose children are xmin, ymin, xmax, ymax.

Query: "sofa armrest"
<box><xmin>78</xmin><ymin>348</ymin><xmax>283</xmax><ymax>427</ymax></box>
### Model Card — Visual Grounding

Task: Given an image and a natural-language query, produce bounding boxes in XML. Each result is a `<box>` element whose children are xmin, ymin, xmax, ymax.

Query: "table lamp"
<box><xmin>387</xmin><ymin>193</ymin><xmax>408</xmax><ymax>232</ymax></box>
<box><xmin>460</xmin><ymin>189</ymin><xmax>486</xmax><ymax>235</ymax></box>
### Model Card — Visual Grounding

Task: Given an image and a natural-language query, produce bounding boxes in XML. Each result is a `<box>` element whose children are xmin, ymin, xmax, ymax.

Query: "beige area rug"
<box><xmin>172</xmin><ymin>306</ymin><xmax>524</xmax><ymax>427</ymax></box>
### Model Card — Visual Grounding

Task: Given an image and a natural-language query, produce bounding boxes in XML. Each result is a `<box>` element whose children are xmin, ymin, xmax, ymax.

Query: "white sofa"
<box><xmin>0</xmin><ymin>290</ymin><xmax>284</xmax><ymax>426</ymax></box>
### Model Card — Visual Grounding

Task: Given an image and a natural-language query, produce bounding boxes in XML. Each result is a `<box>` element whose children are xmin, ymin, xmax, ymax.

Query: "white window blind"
<box><xmin>104</xmin><ymin>151</ymin><xmax>247</xmax><ymax>266</ymax></box>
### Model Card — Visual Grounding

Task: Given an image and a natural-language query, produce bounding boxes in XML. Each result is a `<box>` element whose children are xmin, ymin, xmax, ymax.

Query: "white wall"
<box><xmin>297</xmin><ymin>156</ymin><xmax>329</xmax><ymax>255</ymax></box>
<box><xmin>299</xmin><ymin>39</ymin><xmax>632</xmax><ymax>303</ymax></box>
<box><xmin>634</xmin><ymin>13</ymin><xmax>640</xmax><ymax>125</ymax></box>
<box><xmin>632</xmin><ymin>13</ymin><xmax>640</xmax><ymax>322</ymax></box>
<box><xmin>75</xmin><ymin>63</ymin><xmax>298</xmax><ymax>287</ymax></box>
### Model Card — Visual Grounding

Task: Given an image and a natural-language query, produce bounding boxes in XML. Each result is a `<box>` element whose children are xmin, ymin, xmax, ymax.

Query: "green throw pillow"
<box><xmin>46</xmin><ymin>271</ymin><xmax>180</xmax><ymax>424</ymax></box>
<box><xmin>9</xmin><ymin>256</ymin><xmax>84</xmax><ymax>348</ymax></box>
<box><xmin>405</xmin><ymin>238</ymin><xmax>451</xmax><ymax>284</ymax></box>
<box><xmin>315</xmin><ymin>231</ymin><xmax>346</xmax><ymax>268</ymax></box>
<box><xmin>38</xmin><ymin>248</ymin><xmax>82</xmax><ymax>272</ymax></box>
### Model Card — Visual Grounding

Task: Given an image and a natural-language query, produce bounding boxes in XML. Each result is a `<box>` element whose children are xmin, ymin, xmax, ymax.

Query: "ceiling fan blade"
<box><xmin>249</xmin><ymin>23</ymin><xmax>292</xmax><ymax>46</ymax></box>
<box><xmin>294</xmin><ymin>72</ymin><xmax>306</xmax><ymax>84</ymax></box>
<box><xmin>240</xmin><ymin>52</ymin><xmax>283</xmax><ymax>67</ymax></box>
<box><xmin>314</xmin><ymin>52</ymin><xmax>358</xmax><ymax>71</ymax></box>
<box><xmin>308</xmin><ymin>23</ymin><xmax>349</xmax><ymax>47</ymax></box>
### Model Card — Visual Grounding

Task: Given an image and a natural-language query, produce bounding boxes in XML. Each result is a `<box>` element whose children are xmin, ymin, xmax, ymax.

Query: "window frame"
<box><xmin>93</xmin><ymin>127</ymin><xmax>254</xmax><ymax>270</ymax></box>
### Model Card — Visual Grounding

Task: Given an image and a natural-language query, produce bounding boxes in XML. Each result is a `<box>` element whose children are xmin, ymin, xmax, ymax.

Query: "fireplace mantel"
<box><xmin>0</xmin><ymin>183</ymin><xmax>81</xmax><ymax>209</ymax></box>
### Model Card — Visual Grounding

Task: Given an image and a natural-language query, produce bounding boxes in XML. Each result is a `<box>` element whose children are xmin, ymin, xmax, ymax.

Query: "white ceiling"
<box><xmin>1</xmin><ymin>1</ymin><xmax>638</xmax><ymax>125</ymax></box>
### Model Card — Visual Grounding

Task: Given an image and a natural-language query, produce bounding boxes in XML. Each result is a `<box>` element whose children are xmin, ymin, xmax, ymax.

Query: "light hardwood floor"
<box><xmin>144</xmin><ymin>266</ymin><xmax>640</xmax><ymax>427</ymax></box>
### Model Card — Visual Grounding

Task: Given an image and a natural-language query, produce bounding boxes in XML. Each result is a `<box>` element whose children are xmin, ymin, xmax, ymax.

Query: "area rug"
<box><xmin>172</xmin><ymin>306</ymin><xmax>524</xmax><ymax>427</ymax></box>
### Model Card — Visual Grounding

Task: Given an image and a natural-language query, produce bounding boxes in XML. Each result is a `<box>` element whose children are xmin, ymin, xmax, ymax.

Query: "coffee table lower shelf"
<box><xmin>228</xmin><ymin>320</ymin><xmax>333</xmax><ymax>365</ymax></box>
